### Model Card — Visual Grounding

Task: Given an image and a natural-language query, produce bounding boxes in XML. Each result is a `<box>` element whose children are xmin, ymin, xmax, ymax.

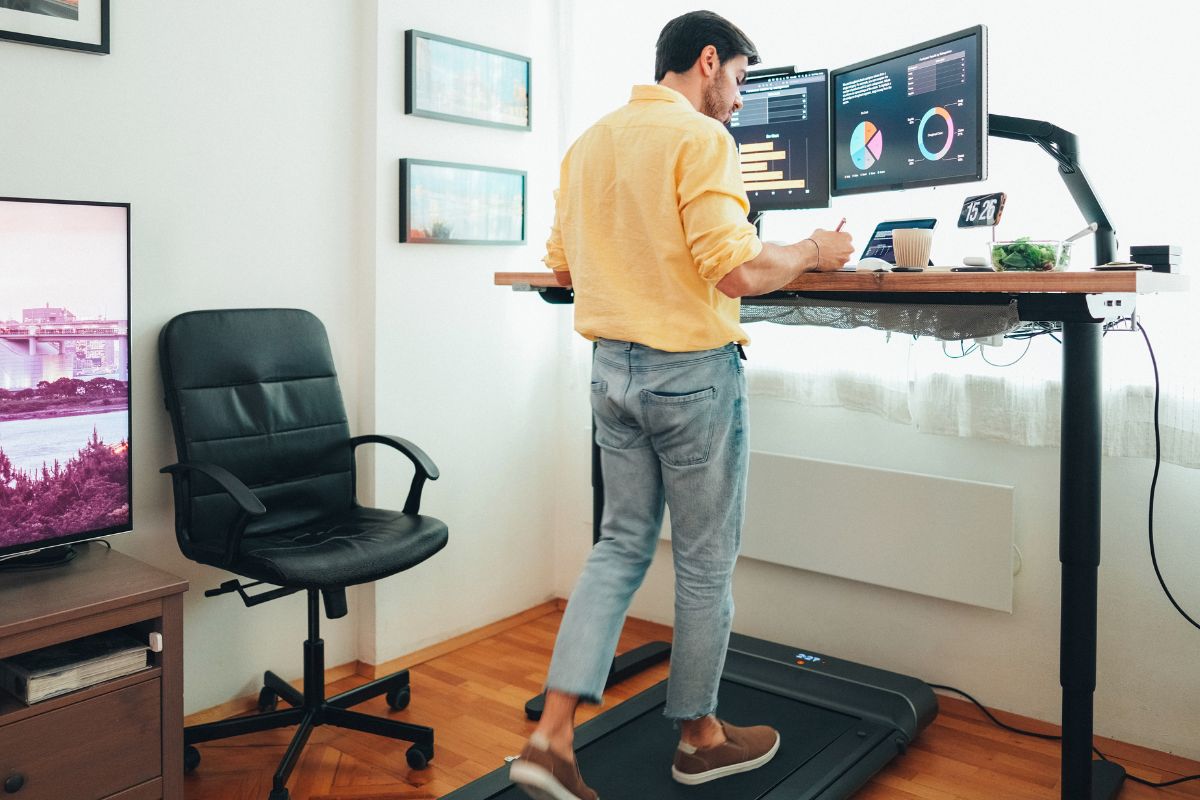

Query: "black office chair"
<box><xmin>158</xmin><ymin>308</ymin><xmax>448</xmax><ymax>800</ymax></box>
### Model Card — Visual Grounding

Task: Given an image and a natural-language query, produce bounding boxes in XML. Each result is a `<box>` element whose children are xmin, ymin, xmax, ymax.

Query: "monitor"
<box><xmin>831</xmin><ymin>26</ymin><xmax>987</xmax><ymax>196</ymax></box>
<box><xmin>729</xmin><ymin>67</ymin><xmax>830</xmax><ymax>212</ymax></box>
<box><xmin>0</xmin><ymin>197</ymin><xmax>132</xmax><ymax>562</ymax></box>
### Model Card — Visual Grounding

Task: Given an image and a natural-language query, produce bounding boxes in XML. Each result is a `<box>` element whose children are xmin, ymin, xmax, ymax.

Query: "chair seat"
<box><xmin>230</xmin><ymin>507</ymin><xmax>448</xmax><ymax>590</ymax></box>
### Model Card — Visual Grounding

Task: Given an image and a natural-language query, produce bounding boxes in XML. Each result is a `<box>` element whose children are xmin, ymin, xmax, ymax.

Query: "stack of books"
<box><xmin>1129</xmin><ymin>245</ymin><xmax>1182</xmax><ymax>274</ymax></box>
<box><xmin>0</xmin><ymin>629</ymin><xmax>150</xmax><ymax>705</ymax></box>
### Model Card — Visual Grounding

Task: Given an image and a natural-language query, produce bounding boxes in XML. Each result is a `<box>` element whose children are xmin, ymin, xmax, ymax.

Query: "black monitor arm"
<box><xmin>988</xmin><ymin>114</ymin><xmax>1117</xmax><ymax>264</ymax></box>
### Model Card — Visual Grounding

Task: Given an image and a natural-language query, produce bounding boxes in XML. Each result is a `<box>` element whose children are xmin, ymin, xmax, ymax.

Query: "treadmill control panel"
<box><xmin>795</xmin><ymin>652</ymin><xmax>825</xmax><ymax>667</ymax></box>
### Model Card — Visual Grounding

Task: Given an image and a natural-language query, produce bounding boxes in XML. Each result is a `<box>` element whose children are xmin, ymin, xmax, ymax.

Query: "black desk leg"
<box><xmin>524</xmin><ymin>410</ymin><xmax>673</xmax><ymax>721</ymax></box>
<box><xmin>1059</xmin><ymin>322</ymin><xmax>1125</xmax><ymax>799</ymax></box>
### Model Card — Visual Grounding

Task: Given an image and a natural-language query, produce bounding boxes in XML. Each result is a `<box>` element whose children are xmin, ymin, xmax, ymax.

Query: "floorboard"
<box><xmin>183</xmin><ymin>608</ymin><xmax>1200</xmax><ymax>799</ymax></box>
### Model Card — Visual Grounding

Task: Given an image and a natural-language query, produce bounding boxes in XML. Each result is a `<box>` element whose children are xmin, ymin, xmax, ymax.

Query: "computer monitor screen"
<box><xmin>729</xmin><ymin>67</ymin><xmax>830</xmax><ymax>211</ymax></box>
<box><xmin>831</xmin><ymin>26</ymin><xmax>987</xmax><ymax>196</ymax></box>
<box><xmin>0</xmin><ymin>197</ymin><xmax>131</xmax><ymax>560</ymax></box>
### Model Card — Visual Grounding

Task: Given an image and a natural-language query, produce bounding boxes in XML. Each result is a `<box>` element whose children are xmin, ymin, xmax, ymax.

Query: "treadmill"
<box><xmin>441</xmin><ymin>632</ymin><xmax>936</xmax><ymax>799</ymax></box>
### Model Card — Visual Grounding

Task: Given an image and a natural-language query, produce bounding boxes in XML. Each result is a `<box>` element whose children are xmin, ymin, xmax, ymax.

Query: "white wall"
<box><xmin>552</xmin><ymin>0</ymin><xmax>1200</xmax><ymax>760</ymax></box>
<box><xmin>365</xmin><ymin>1</ymin><xmax>568</xmax><ymax>663</ymax></box>
<box><xmin>0</xmin><ymin>2</ymin><xmax>376</xmax><ymax>714</ymax></box>
<box><xmin>1</xmin><ymin>1</ymin><xmax>569</xmax><ymax>715</ymax></box>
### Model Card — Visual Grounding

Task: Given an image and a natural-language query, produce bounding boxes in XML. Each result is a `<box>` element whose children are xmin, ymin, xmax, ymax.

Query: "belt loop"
<box><xmin>736</xmin><ymin>344</ymin><xmax>747</xmax><ymax>361</ymax></box>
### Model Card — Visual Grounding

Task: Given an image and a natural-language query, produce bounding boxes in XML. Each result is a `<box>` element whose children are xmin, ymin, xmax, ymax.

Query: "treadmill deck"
<box><xmin>442</xmin><ymin>633</ymin><xmax>936</xmax><ymax>799</ymax></box>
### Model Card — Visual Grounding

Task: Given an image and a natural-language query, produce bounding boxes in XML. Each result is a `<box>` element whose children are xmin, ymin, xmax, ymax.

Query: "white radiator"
<box><xmin>738</xmin><ymin>450</ymin><xmax>1015</xmax><ymax>612</ymax></box>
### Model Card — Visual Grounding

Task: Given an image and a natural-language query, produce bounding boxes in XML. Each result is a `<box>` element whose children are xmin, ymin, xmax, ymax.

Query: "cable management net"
<box><xmin>740</xmin><ymin>296</ymin><xmax>1022</xmax><ymax>341</ymax></box>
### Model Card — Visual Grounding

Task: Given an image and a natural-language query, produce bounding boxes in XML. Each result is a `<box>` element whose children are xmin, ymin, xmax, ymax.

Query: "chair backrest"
<box><xmin>159</xmin><ymin>309</ymin><xmax>354</xmax><ymax>552</ymax></box>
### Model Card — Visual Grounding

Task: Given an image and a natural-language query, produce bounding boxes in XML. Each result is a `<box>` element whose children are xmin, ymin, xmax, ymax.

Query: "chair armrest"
<box><xmin>350</xmin><ymin>435</ymin><xmax>440</xmax><ymax>480</ymax></box>
<box><xmin>350</xmin><ymin>434</ymin><xmax>440</xmax><ymax>514</ymax></box>
<box><xmin>160</xmin><ymin>461</ymin><xmax>267</xmax><ymax>515</ymax></box>
<box><xmin>160</xmin><ymin>461</ymin><xmax>265</xmax><ymax>568</ymax></box>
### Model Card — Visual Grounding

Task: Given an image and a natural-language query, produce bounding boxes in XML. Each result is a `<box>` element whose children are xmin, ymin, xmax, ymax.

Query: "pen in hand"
<box><xmin>835</xmin><ymin>217</ymin><xmax>846</xmax><ymax>232</ymax></box>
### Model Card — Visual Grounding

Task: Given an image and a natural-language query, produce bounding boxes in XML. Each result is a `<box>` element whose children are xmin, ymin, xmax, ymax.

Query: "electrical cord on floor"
<box><xmin>928</xmin><ymin>683</ymin><xmax>1200</xmax><ymax>788</ymax></box>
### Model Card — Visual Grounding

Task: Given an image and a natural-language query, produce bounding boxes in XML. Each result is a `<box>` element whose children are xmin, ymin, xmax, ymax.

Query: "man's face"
<box><xmin>701</xmin><ymin>53</ymin><xmax>748</xmax><ymax>124</ymax></box>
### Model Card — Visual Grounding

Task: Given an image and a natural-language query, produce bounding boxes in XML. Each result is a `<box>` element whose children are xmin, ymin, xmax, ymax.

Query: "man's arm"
<box><xmin>716</xmin><ymin>228</ymin><xmax>855</xmax><ymax>298</ymax></box>
<box><xmin>544</xmin><ymin>188</ymin><xmax>571</xmax><ymax>283</ymax></box>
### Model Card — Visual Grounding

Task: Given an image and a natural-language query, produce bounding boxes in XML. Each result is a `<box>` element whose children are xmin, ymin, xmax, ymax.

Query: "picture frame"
<box><xmin>405</xmin><ymin>29</ymin><xmax>531</xmax><ymax>131</ymax></box>
<box><xmin>400</xmin><ymin>159</ymin><xmax>526</xmax><ymax>245</ymax></box>
<box><xmin>0</xmin><ymin>0</ymin><xmax>109</xmax><ymax>54</ymax></box>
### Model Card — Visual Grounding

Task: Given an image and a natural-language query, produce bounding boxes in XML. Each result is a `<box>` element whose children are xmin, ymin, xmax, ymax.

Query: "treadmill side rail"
<box><xmin>726</xmin><ymin>632</ymin><xmax>939</xmax><ymax>740</ymax></box>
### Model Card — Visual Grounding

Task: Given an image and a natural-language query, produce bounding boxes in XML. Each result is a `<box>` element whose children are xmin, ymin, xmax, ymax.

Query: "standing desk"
<box><xmin>493</xmin><ymin>267</ymin><xmax>1186</xmax><ymax>800</ymax></box>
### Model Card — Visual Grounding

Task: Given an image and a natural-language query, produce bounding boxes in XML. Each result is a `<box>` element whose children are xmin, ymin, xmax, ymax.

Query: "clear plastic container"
<box><xmin>990</xmin><ymin>239</ymin><xmax>1071</xmax><ymax>271</ymax></box>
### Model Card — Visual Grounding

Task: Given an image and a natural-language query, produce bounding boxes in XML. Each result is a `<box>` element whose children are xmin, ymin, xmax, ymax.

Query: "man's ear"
<box><xmin>696</xmin><ymin>44</ymin><xmax>719</xmax><ymax>77</ymax></box>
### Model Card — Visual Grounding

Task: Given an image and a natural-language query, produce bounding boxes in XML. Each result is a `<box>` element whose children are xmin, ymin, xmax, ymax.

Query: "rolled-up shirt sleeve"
<box><xmin>543</xmin><ymin>188</ymin><xmax>570</xmax><ymax>272</ymax></box>
<box><xmin>676</xmin><ymin>128</ymin><xmax>763</xmax><ymax>284</ymax></box>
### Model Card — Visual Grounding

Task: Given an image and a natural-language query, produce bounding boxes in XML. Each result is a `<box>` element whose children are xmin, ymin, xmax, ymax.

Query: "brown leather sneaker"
<box><xmin>671</xmin><ymin>721</ymin><xmax>781</xmax><ymax>785</ymax></box>
<box><xmin>509</xmin><ymin>733</ymin><xmax>599</xmax><ymax>800</ymax></box>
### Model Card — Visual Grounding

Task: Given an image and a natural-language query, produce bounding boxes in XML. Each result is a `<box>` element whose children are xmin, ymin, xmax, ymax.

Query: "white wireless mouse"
<box><xmin>854</xmin><ymin>257</ymin><xmax>892</xmax><ymax>272</ymax></box>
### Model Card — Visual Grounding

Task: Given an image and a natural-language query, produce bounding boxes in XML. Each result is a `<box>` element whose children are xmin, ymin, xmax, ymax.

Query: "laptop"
<box><xmin>847</xmin><ymin>218</ymin><xmax>938</xmax><ymax>268</ymax></box>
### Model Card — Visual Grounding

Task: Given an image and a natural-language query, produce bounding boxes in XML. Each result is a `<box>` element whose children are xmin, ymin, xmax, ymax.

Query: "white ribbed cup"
<box><xmin>893</xmin><ymin>228</ymin><xmax>934</xmax><ymax>267</ymax></box>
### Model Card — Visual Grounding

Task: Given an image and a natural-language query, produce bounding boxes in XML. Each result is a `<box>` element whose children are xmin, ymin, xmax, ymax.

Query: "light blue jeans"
<box><xmin>545</xmin><ymin>338</ymin><xmax>749</xmax><ymax>720</ymax></box>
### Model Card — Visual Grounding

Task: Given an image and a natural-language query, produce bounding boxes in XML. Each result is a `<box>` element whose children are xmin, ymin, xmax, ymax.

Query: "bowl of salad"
<box><xmin>990</xmin><ymin>237</ymin><xmax>1071</xmax><ymax>271</ymax></box>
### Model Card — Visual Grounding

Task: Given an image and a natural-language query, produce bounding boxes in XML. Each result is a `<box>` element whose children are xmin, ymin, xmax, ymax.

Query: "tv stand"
<box><xmin>0</xmin><ymin>544</ymin><xmax>78</xmax><ymax>571</ymax></box>
<box><xmin>0</xmin><ymin>544</ymin><xmax>188</xmax><ymax>800</ymax></box>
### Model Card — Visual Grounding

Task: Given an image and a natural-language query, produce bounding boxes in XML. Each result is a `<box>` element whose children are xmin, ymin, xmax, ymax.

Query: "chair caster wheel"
<box><xmin>406</xmin><ymin>744</ymin><xmax>432</xmax><ymax>770</ymax></box>
<box><xmin>184</xmin><ymin>745</ymin><xmax>201</xmax><ymax>773</ymax></box>
<box><xmin>257</xmin><ymin>687</ymin><xmax>279</xmax><ymax>712</ymax></box>
<box><xmin>268</xmin><ymin>788</ymin><xmax>289</xmax><ymax>800</ymax></box>
<box><xmin>386</xmin><ymin>685</ymin><xmax>411</xmax><ymax>711</ymax></box>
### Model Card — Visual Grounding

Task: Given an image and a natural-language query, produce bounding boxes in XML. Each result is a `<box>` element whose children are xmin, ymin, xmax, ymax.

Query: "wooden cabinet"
<box><xmin>0</xmin><ymin>546</ymin><xmax>187</xmax><ymax>800</ymax></box>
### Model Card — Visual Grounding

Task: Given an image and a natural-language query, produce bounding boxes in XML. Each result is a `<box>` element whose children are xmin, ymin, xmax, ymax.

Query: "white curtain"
<box><xmin>744</xmin><ymin>305</ymin><xmax>1200</xmax><ymax>469</ymax></box>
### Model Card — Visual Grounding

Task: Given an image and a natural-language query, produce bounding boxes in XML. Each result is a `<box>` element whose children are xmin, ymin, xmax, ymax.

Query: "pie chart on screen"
<box><xmin>850</xmin><ymin>121</ymin><xmax>883</xmax><ymax>170</ymax></box>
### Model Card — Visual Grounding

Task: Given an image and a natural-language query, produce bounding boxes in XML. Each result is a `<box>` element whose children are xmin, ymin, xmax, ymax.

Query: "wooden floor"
<box><xmin>184</xmin><ymin>605</ymin><xmax>1200</xmax><ymax>799</ymax></box>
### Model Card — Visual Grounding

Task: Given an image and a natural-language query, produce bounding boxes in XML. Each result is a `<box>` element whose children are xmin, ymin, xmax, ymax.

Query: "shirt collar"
<box><xmin>630</xmin><ymin>84</ymin><xmax>695</xmax><ymax>109</ymax></box>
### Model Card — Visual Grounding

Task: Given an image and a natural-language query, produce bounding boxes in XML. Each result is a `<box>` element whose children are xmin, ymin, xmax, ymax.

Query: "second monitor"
<box><xmin>831</xmin><ymin>25</ymin><xmax>987</xmax><ymax>196</ymax></box>
<box><xmin>729</xmin><ymin>67</ymin><xmax>830</xmax><ymax>212</ymax></box>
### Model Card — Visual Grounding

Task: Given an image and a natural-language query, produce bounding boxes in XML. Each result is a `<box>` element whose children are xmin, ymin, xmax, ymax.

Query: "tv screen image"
<box><xmin>832</xmin><ymin>26</ymin><xmax>987</xmax><ymax>195</ymax></box>
<box><xmin>728</xmin><ymin>67</ymin><xmax>830</xmax><ymax>212</ymax></box>
<box><xmin>0</xmin><ymin>197</ymin><xmax>131</xmax><ymax>559</ymax></box>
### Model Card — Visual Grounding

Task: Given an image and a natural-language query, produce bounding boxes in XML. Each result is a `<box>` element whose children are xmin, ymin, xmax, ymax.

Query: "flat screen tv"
<box><xmin>0</xmin><ymin>197</ymin><xmax>131</xmax><ymax>563</ymax></box>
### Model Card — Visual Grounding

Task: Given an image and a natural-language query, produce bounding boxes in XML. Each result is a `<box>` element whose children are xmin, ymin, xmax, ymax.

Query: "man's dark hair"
<box><xmin>654</xmin><ymin>10</ymin><xmax>760</xmax><ymax>82</ymax></box>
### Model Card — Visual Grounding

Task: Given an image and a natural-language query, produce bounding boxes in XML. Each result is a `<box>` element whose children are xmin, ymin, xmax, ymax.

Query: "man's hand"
<box><xmin>716</xmin><ymin>229</ymin><xmax>856</xmax><ymax>298</ymax></box>
<box><xmin>554</xmin><ymin>269</ymin><xmax>572</xmax><ymax>287</ymax></box>
<box><xmin>805</xmin><ymin>229</ymin><xmax>855</xmax><ymax>272</ymax></box>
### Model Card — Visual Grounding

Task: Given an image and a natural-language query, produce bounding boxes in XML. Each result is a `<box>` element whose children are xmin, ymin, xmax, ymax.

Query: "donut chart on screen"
<box><xmin>850</xmin><ymin>121</ymin><xmax>883</xmax><ymax>170</ymax></box>
<box><xmin>918</xmin><ymin>106</ymin><xmax>955</xmax><ymax>161</ymax></box>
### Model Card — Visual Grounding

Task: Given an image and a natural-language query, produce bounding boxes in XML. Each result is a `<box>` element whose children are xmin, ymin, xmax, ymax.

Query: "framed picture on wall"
<box><xmin>400</xmin><ymin>159</ymin><xmax>526</xmax><ymax>245</ymax></box>
<box><xmin>405</xmin><ymin>29</ymin><xmax>531</xmax><ymax>131</ymax></box>
<box><xmin>0</xmin><ymin>0</ymin><xmax>109</xmax><ymax>54</ymax></box>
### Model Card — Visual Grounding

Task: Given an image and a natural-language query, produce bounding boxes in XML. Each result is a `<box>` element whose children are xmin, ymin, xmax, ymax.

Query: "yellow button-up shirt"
<box><xmin>544</xmin><ymin>84</ymin><xmax>763</xmax><ymax>351</ymax></box>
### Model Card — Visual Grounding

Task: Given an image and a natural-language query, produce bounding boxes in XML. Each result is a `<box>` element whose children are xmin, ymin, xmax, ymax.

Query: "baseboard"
<box><xmin>356</xmin><ymin>599</ymin><xmax>562</xmax><ymax>679</ymax></box>
<box><xmin>934</xmin><ymin>692</ymin><xmax>1200</xmax><ymax>778</ymax></box>
<box><xmin>184</xmin><ymin>598</ymin><xmax>564</xmax><ymax>726</ymax></box>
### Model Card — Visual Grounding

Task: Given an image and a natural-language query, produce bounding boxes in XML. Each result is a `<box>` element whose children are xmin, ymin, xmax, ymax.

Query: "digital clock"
<box><xmin>958</xmin><ymin>192</ymin><xmax>1006</xmax><ymax>227</ymax></box>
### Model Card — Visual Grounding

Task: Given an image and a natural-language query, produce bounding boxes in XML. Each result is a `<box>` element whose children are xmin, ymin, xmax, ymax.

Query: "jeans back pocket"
<box><xmin>640</xmin><ymin>387</ymin><xmax>717</xmax><ymax>466</ymax></box>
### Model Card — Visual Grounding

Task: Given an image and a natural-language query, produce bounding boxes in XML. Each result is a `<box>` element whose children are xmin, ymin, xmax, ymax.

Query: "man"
<box><xmin>509</xmin><ymin>11</ymin><xmax>854</xmax><ymax>800</ymax></box>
